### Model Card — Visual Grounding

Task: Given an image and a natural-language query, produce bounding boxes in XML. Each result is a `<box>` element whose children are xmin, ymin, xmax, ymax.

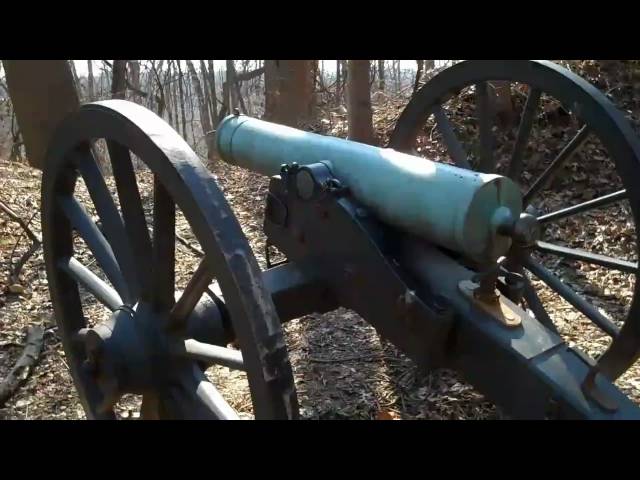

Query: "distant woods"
<box><xmin>0</xmin><ymin>60</ymin><xmax>446</xmax><ymax>168</ymax></box>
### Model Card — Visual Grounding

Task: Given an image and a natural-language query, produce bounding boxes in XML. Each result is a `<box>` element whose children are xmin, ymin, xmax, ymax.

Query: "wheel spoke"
<box><xmin>73</xmin><ymin>146</ymin><xmax>141</xmax><ymax>300</ymax></box>
<box><xmin>524</xmin><ymin>257</ymin><xmax>620</xmax><ymax>337</ymax></box>
<box><xmin>192</xmin><ymin>366</ymin><xmax>239</xmax><ymax>419</ymax></box>
<box><xmin>537</xmin><ymin>189</ymin><xmax>627</xmax><ymax>224</ymax></box>
<box><xmin>166</xmin><ymin>364</ymin><xmax>239</xmax><ymax>420</ymax></box>
<box><xmin>535</xmin><ymin>241</ymin><xmax>637</xmax><ymax>274</ymax></box>
<box><xmin>523</xmin><ymin>125</ymin><xmax>591</xmax><ymax>206</ymax></box>
<box><xmin>174</xmin><ymin>339</ymin><xmax>245</xmax><ymax>370</ymax></box>
<box><xmin>59</xmin><ymin>257</ymin><xmax>122</xmax><ymax>311</ymax></box>
<box><xmin>152</xmin><ymin>176</ymin><xmax>175</xmax><ymax>312</ymax></box>
<box><xmin>108</xmin><ymin>141</ymin><xmax>154</xmax><ymax>302</ymax></box>
<box><xmin>476</xmin><ymin>82</ymin><xmax>494</xmax><ymax>173</ymax></box>
<box><xmin>433</xmin><ymin>106</ymin><xmax>471</xmax><ymax>169</ymax></box>
<box><xmin>508</xmin><ymin>87</ymin><xmax>541</xmax><ymax>181</ymax></box>
<box><xmin>57</xmin><ymin>195</ymin><xmax>130</xmax><ymax>302</ymax></box>
<box><xmin>168</xmin><ymin>258</ymin><xmax>213</xmax><ymax>331</ymax></box>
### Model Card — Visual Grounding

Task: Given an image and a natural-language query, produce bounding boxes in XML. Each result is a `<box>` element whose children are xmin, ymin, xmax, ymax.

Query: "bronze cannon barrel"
<box><xmin>216</xmin><ymin>114</ymin><xmax>523</xmax><ymax>263</ymax></box>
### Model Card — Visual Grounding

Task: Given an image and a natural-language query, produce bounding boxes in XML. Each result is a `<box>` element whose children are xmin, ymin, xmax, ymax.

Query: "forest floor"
<box><xmin>2</xmin><ymin>60</ymin><xmax>640</xmax><ymax>420</ymax></box>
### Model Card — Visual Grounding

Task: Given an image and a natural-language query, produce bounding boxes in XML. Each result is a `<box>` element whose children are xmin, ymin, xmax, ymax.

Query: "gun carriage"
<box><xmin>40</xmin><ymin>60</ymin><xmax>640</xmax><ymax>419</ymax></box>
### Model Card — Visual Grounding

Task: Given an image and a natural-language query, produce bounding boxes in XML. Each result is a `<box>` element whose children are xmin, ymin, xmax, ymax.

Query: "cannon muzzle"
<box><xmin>216</xmin><ymin>114</ymin><xmax>523</xmax><ymax>264</ymax></box>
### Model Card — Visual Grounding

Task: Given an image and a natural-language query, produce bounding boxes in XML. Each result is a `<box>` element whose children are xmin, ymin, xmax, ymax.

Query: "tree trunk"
<box><xmin>491</xmin><ymin>81</ymin><xmax>514</xmax><ymax>127</ymax></box>
<box><xmin>69</xmin><ymin>60</ymin><xmax>81</xmax><ymax>99</ymax></box>
<box><xmin>199</xmin><ymin>61</ymin><xmax>213</xmax><ymax>128</ymax></box>
<box><xmin>341</xmin><ymin>60</ymin><xmax>348</xmax><ymax>100</ymax></box>
<box><xmin>164</xmin><ymin>62</ymin><xmax>172</xmax><ymax>130</ymax></box>
<box><xmin>185</xmin><ymin>70</ymin><xmax>195</xmax><ymax>144</ymax></box>
<box><xmin>87</xmin><ymin>60</ymin><xmax>95</xmax><ymax>101</ymax></box>
<box><xmin>128</xmin><ymin>60</ymin><xmax>141</xmax><ymax>102</ymax></box>
<box><xmin>176</xmin><ymin>61</ymin><xmax>188</xmax><ymax>140</ymax></box>
<box><xmin>112</xmin><ymin>60</ymin><xmax>127</xmax><ymax>99</ymax></box>
<box><xmin>263</xmin><ymin>60</ymin><xmax>315</xmax><ymax>128</ymax></box>
<box><xmin>413</xmin><ymin>60</ymin><xmax>424</xmax><ymax>94</ymax></box>
<box><xmin>378</xmin><ymin>60</ymin><xmax>385</xmax><ymax>91</ymax></box>
<box><xmin>150</xmin><ymin>60</ymin><xmax>166</xmax><ymax>118</ymax></box>
<box><xmin>207</xmin><ymin>60</ymin><xmax>218</xmax><ymax>122</ymax></box>
<box><xmin>227</xmin><ymin>60</ymin><xmax>248</xmax><ymax>114</ymax></box>
<box><xmin>187</xmin><ymin>60</ymin><xmax>213</xmax><ymax>154</ymax></box>
<box><xmin>225</xmin><ymin>60</ymin><xmax>239</xmax><ymax>112</ymax></box>
<box><xmin>425</xmin><ymin>60</ymin><xmax>435</xmax><ymax>73</ymax></box>
<box><xmin>394</xmin><ymin>60</ymin><xmax>400</xmax><ymax>93</ymax></box>
<box><xmin>2</xmin><ymin>60</ymin><xmax>80</xmax><ymax>169</ymax></box>
<box><xmin>346</xmin><ymin>60</ymin><xmax>374</xmax><ymax>145</ymax></box>
<box><xmin>264</xmin><ymin>60</ymin><xmax>279</xmax><ymax>120</ymax></box>
<box><xmin>335</xmin><ymin>60</ymin><xmax>341</xmax><ymax>105</ymax></box>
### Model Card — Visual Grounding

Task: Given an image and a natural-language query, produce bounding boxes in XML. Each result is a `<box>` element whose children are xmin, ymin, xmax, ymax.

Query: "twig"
<box><xmin>308</xmin><ymin>353</ymin><xmax>387</xmax><ymax>363</ymax></box>
<box><xmin>0</xmin><ymin>325</ymin><xmax>45</xmax><ymax>407</ymax></box>
<box><xmin>0</xmin><ymin>199</ymin><xmax>42</xmax><ymax>244</ymax></box>
<box><xmin>9</xmin><ymin>241</ymin><xmax>42</xmax><ymax>284</ymax></box>
<box><xmin>1</xmin><ymin>200</ymin><xmax>42</xmax><ymax>283</ymax></box>
<box><xmin>176</xmin><ymin>233</ymin><xmax>204</xmax><ymax>257</ymax></box>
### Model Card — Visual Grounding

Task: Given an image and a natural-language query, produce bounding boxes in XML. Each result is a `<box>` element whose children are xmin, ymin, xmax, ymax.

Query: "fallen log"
<box><xmin>0</xmin><ymin>325</ymin><xmax>45</xmax><ymax>407</ymax></box>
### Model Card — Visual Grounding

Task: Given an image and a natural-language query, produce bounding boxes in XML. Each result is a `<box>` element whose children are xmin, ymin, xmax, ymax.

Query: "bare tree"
<box><xmin>207</xmin><ymin>60</ymin><xmax>218</xmax><ymax>122</ymax></box>
<box><xmin>225</xmin><ymin>60</ymin><xmax>237</xmax><ymax>113</ymax></box>
<box><xmin>128</xmin><ymin>60</ymin><xmax>141</xmax><ymax>102</ymax></box>
<box><xmin>68</xmin><ymin>60</ymin><xmax>81</xmax><ymax>99</ymax></box>
<box><xmin>199</xmin><ymin>61</ymin><xmax>213</xmax><ymax>128</ymax></box>
<box><xmin>187</xmin><ymin>60</ymin><xmax>212</xmax><ymax>156</ymax></box>
<box><xmin>176</xmin><ymin>60</ymin><xmax>188</xmax><ymax>139</ymax></box>
<box><xmin>347</xmin><ymin>60</ymin><xmax>374</xmax><ymax>145</ymax></box>
<box><xmin>394</xmin><ymin>60</ymin><xmax>400</xmax><ymax>93</ymax></box>
<box><xmin>112</xmin><ymin>60</ymin><xmax>127</xmax><ymax>99</ymax></box>
<box><xmin>335</xmin><ymin>60</ymin><xmax>342</xmax><ymax>105</ymax></box>
<box><xmin>2</xmin><ymin>60</ymin><xmax>80</xmax><ymax>169</ymax></box>
<box><xmin>413</xmin><ymin>60</ymin><xmax>423</xmax><ymax>94</ymax></box>
<box><xmin>378</xmin><ymin>60</ymin><xmax>385</xmax><ymax>91</ymax></box>
<box><xmin>150</xmin><ymin>60</ymin><xmax>166</xmax><ymax>117</ymax></box>
<box><xmin>87</xmin><ymin>60</ymin><xmax>95</xmax><ymax>101</ymax></box>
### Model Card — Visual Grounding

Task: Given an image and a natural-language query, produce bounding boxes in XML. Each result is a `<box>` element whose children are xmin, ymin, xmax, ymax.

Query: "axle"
<box><xmin>216</xmin><ymin>113</ymin><xmax>523</xmax><ymax>264</ymax></box>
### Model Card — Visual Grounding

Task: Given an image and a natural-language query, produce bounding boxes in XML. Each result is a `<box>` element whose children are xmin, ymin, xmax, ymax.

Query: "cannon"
<box><xmin>40</xmin><ymin>60</ymin><xmax>640</xmax><ymax>419</ymax></box>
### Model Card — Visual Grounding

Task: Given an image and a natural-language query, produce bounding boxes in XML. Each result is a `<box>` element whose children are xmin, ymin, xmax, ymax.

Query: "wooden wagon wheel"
<box><xmin>41</xmin><ymin>100</ymin><xmax>298</xmax><ymax>419</ymax></box>
<box><xmin>389</xmin><ymin>60</ymin><xmax>640</xmax><ymax>386</ymax></box>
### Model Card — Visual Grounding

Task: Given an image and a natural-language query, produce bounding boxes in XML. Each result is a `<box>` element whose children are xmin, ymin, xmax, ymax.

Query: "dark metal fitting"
<box><xmin>499</xmin><ymin>212</ymin><xmax>541</xmax><ymax>246</ymax></box>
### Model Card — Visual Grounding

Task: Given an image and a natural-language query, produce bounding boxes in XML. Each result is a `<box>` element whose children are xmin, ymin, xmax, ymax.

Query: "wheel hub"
<box><xmin>81</xmin><ymin>305</ymin><xmax>164</xmax><ymax>404</ymax></box>
<box><xmin>80</xmin><ymin>293</ymin><xmax>230</xmax><ymax>411</ymax></box>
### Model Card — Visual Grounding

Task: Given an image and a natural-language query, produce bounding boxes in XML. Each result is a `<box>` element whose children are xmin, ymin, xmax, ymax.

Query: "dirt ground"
<box><xmin>2</xmin><ymin>61</ymin><xmax>640</xmax><ymax>419</ymax></box>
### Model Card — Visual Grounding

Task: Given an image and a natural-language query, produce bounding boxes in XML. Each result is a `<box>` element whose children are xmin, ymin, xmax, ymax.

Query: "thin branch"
<box><xmin>0</xmin><ymin>199</ymin><xmax>42</xmax><ymax>244</ymax></box>
<box><xmin>235</xmin><ymin>66</ymin><xmax>265</xmax><ymax>83</ymax></box>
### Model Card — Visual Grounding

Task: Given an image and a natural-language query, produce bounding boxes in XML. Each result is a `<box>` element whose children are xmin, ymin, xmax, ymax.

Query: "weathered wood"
<box><xmin>2</xmin><ymin>60</ymin><xmax>80</xmax><ymax>169</ymax></box>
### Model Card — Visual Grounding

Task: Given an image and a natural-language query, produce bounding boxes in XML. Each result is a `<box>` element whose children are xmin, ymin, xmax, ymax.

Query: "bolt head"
<box><xmin>296</xmin><ymin>169</ymin><xmax>316</xmax><ymax>200</ymax></box>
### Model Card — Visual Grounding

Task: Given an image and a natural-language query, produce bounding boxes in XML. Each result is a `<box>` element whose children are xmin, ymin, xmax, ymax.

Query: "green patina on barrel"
<box><xmin>216</xmin><ymin>114</ymin><xmax>523</xmax><ymax>263</ymax></box>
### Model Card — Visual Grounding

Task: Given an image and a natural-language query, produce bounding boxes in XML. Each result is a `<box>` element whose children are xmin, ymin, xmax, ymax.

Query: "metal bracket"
<box><xmin>459</xmin><ymin>280</ymin><xmax>523</xmax><ymax>328</ymax></box>
<box><xmin>581</xmin><ymin>367</ymin><xmax>619</xmax><ymax>413</ymax></box>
